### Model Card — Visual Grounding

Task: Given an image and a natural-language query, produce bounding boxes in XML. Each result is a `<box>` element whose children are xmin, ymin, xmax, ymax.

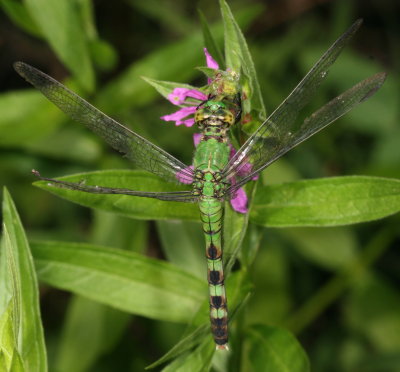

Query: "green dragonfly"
<box><xmin>15</xmin><ymin>19</ymin><xmax>386</xmax><ymax>350</ymax></box>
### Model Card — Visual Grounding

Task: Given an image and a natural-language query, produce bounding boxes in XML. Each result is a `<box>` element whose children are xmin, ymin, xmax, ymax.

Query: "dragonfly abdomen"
<box><xmin>199</xmin><ymin>198</ymin><xmax>228</xmax><ymax>349</ymax></box>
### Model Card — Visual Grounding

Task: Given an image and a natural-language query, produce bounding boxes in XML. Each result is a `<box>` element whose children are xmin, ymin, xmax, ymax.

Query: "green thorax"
<box><xmin>193</xmin><ymin>101</ymin><xmax>233</xmax><ymax>199</ymax></box>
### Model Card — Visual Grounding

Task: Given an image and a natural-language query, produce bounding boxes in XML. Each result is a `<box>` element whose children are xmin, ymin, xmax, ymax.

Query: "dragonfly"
<box><xmin>15</xmin><ymin>19</ymin><xmax>386</xmax><ymax>350</ymax></box>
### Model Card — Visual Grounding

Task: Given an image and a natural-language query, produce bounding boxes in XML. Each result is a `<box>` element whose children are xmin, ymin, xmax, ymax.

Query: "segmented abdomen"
<box><xmin>199</xmin><ymin>198</ymin><xmax>228</xmax><ymax>349</ymax></box>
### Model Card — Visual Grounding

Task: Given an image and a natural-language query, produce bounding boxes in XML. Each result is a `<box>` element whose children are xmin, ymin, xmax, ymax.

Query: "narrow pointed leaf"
<box><xmin>250</xmin><ymin>176</ymin><xmax>400</xmax><ymax>227</ymax></box>
<box><xmin>146</xmin><ymin>325</ymin><xmax>209</xmax><ymax>369</ymax></box>
<box><xmin>219</xmin><ymin>0</ymin><xmax>265</xmax><ymax>116</ymax></box>
<box><xmin>55</xmin><ymin>215</ymin><xmax>147</xmax><ymax>372</ymax></box>
<box><xmin>24</xmin><ymin>0</ymin><xmax>94</xmax><ymax>91</ymax></box>
<box><xmin>1</xmin><ymin>189</ymin><xmax>47</xmax><ymax>372</ymax></box>
<box><xmin>142</xmin><ymin>77</ymin><xmax>199</xmax><ymax>101</ymax></box>
<box><xmin>0</xmin><ymin>301</ymin><xmax>15</xmax><ymax>370</ymax></box>
<box><xmin>30</xmin><ymin>241</ymin><xmax>204</xmax><ymax>323</ymax></box>
<box><xmin>198</xmin><ymin>9</ymin><xmax>224</xmax><ymax>68</ymax></box>
<box><xmin>0</xmin><ymin>0</ymin><xmax>40</xmax><ymax>36</ymax></box>
<box><xmin>0</xmin><ymin>90</ymin><xmax>62</xmax><ymax>147</ymax></box>
<box><xmin>9</xmin><ymin>348</ymin><xmax>25</xmax><ymax>372</ymax></box>
<box><xmin>161</xmin><ymin>338</ymin><xmax>214</xmax><ymax>372</ymax></box>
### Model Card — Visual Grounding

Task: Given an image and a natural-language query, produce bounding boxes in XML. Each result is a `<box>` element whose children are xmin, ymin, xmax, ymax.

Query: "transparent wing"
<box><xmin>14</xmin><ymin>62</ymin><xmax>194</xmax><ymax>184</ymax></box>
<box><xmin>32</xmin><ymin>170</ymin><xmax>198</xmax><ymax>203</ymax></box>
<box><xmin>222</xmin><ymin>19</ymin><xmax>385</xmax><ymax>194</ymax></box>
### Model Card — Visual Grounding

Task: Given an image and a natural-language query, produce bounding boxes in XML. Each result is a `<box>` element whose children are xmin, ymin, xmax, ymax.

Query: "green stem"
<box><xmin>284</xmin><ymin>223</ymin><xmax>397</xmax><ymax>334</ymax></box>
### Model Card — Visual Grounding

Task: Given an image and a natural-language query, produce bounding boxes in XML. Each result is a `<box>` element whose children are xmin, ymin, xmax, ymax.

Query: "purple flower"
<box><xmin>230</xmin><ymin>187</ymin><xmax>248</xmax><ymax>214</ymax></box>
<box><xmin>204</xmin><ymin>48</ymin><xmax>219</xmax><ymax>70</ymax></box>
<box><xmin>160</xmin><ymin>88</ymin><xmax>206</xmax><ymax>127</ymax></box>
<box><xmin>160</xmin><ymin>48</ymin><xmax>218</xmax><ymax>127</ymax></box>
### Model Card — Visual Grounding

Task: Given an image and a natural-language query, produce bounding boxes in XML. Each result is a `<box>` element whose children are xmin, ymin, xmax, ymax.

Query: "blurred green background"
<box><xmin>0</xmin><ymin>0</ymin><xmax>399</xmax><ymax>371</ymax></box>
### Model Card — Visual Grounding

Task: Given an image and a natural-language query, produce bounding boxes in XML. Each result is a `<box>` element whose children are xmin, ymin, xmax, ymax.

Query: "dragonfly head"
<box><xmin>195</xmin><ymin>100</ymin><xmax>235</xmax><ymax>137</ymax></box>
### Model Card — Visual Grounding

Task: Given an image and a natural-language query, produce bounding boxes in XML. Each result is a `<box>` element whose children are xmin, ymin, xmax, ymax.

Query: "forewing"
<box><xmin>222</xmin><ymin>19</ymin><xmax>384</xmax><ymax>193</ymax></box>
<box><xmin>14</xmin><ymin>62</ymin><xmax>194</xmax><ymax>184</ymax></box>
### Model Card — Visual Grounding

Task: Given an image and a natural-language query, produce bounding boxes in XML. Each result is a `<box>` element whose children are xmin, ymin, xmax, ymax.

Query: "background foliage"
<box><xmin>0</xmin><ymin>0</ymin><xmax>399</xmax><ymax>371</ymax></box>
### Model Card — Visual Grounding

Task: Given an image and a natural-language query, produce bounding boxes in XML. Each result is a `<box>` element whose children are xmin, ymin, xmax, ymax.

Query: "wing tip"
<box><xmin>345</xmin><ymin>19</ymin><xmax>363</xmax><ymax>38</ymax></box>
<box><xmin>13</xmin><ymin>61</ymin><xmax>37</xmax><ymax>82</ymax></box>
<box><xmin>360</xmin><ymin>71</ymin><xmax>387</xmax><ymax>102</ymax></box>
<box><xmin>13</xmin><ymin>61</ymin><xmax>26</xmax><ymax>75</ymax></box>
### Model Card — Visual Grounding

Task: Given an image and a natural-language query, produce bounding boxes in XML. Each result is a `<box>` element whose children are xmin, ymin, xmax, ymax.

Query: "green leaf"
<box><xmin>0</xmin><ymin>90</ymin><xmax>62</xmax><ymax>147</ymax></box>
<box><xmin>284</xmin><ymin>227</ymin><xmax>357</xmax><ymax>269</ymax></box>
<box><xmin>219</xmin><ymin>0</ymin><xmax>241</xmax><ymax>73</ymax></box>
<box><xmin>198</xmin><ymin>9</ymin><xmax>224</xmax><ymax>68</ymax></box>
<box><xmin>146</xmin><ymin>325</ymin><xmax>209</xmax><ymax>370</ymax></box>
<box><xmin>24</xmin><ymin>126</ymin><xmax>101</xmax><ymax>163</ymax></box>
<box><xmin>129</xmin><ymin>0</ymin><xmax>195</xmax><ymax>36</ymax></box>
<box><xmin>1</xmin><ymin>188</ymin><xmax>47</xmax><ymax>372</ymax></box>
<box><xmin>345</xmin><ymin>273</ymin><xmax>400</xmax><ymax>353</ymax></box>
<box><xmin>0</xmin><ymin>301</ymin><xmax>15</xmax><ymax>370</ymax></box>
<box><xmin>33</xmin><ymin>170</ymin><xmax>198</xmax><ymax>221</ymax></box>
<box><xmin>30</xmin><ymin>240</ymin><xmax>204</xmax><ymax>323</ymax></box>
<box><xmin>250</xmin><ymin>176</ymin><xmax>400</xmax><ymax>227</ymax></box>
<box><xmin>0</xmin><ymin>0</ymin><xmax>40</xmax><ymax>36</ymax></box>
<box><xmin>224</xmin><ymin>183</ymin><xmax>257</xmax><ymax>274</ymax></box>
<box><xmin>0</xmin><ymin>352</ymin><xmax>6</xmax><ymax>372</ymax></box>
<box><xmin>246</xmin><ymin>325</ymin><xmax>310</xmax><ymax>372</ymax></box>
<box><xmin>9</xmin><ymin>349</ymin><xmax>25</xmax><ymax>372</ymax></box>
<box><xmin>55</xmin><ymin>214</ymin><xmax>147</xmax><ymax>372</ymax></box>
<box><xmin>161</xmin><ymin>338</ymin><xmax>214</xmax><ymax>372</ymax></box>
<box><xmin>150</xmin><ymin>270</ymin><xmax>252</xmax><ymax>369</ymax></box>
<box><xmin>142</xmin><ymin>77</ymin><xmax>199</xmax><ymax>101</ymax></box>
<box><xmin>223</xmin><ymin>202</ymin><xmax>249</xmax><ymax>274</ymax></box>
<box><xmin>55</xmin><ymin>296</ymin><xmax>130</xmax><ymax>372</ymax></box>
<box><xmin>157</xmin><ymin>221</ymin><xmax>204</xmax><ymax>279</ymax></box>
<box><xmin>0</xmin><ymin>89</ymin><xmax>100</xmax><ymax>161</ymax></box>
<box><xmin>88</xmin><ymin>39</ymin><xmax>118</xmax><ymax>72</ymax></box>
<box><xmin>219</xmin><ymin>0</ymin><xmax>265</xmax><ymax>117</ymax></box>
<box><xmin>24</xmin><ymin>0</ymin><xmax>94</xmax><ymax>91</ymax></box>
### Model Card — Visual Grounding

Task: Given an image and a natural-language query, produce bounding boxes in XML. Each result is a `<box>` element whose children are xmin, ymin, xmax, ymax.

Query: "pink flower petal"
<box><xmin>176</xmin><ymin>165</ymin><xmax>194</xmax><ymax>184</ymax></box>
<box><xmin>230</xmin><ymin>187</ymin><xmax>248</xmax><ymax>214</ymax></box>
<box><xmin>167</xmin><ymin>88</ymin><xmax>207</xmax><ymax>106</ymax></box>
<box><xmin>185</xmin><ymin>90</ymin><xmax>207</xmax><ymax>101</ymax></box>
<box><xmin>161</xmin><ymin>106</ymin><xmax>197</xmax><ymax>122</ymax></box>
<box><xmin>204</xmin><ymin>48</ymin><xmax>219</xmax><ymax>70</ymax></box>
<box><xmin>167</xmin><ymin>88</ymin><xmax>189</xmax><ymax>105</ymax></box>
<box><xmin>175</xmin><ymin>118</ymin><xmax>195</xmax><ymax>127</ymax></box>
<box><xmin>193</xmin><ymin>133</ymin><xmax>202</xmax><ymax>146</ymax></box>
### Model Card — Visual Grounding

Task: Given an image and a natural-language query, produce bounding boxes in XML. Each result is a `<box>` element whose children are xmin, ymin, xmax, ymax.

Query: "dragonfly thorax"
<box><xmin>192</xmin><ymin>169</ymin><xmax>227</xmax><ymax>199</ymax></box>
<box><xmin>195</xmin><ymin>100</ymin><xmax>235</xmax><ymax>139</ymax></box>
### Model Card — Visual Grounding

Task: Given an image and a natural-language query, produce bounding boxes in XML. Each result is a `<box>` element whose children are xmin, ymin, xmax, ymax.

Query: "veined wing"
<box><xmin>222</xmin><ymin>19</ymin><xmax>385</xmax><ymax>193</ymax></box>
<box><xmin>14</xmin><ymin>62</ymin><xmax>194</xmax><ymax>185</ymax></box>
<box><xmin>32</xmin><ymin>170</ymin><xmax>198</xmax><ymax>202</ymax></box>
